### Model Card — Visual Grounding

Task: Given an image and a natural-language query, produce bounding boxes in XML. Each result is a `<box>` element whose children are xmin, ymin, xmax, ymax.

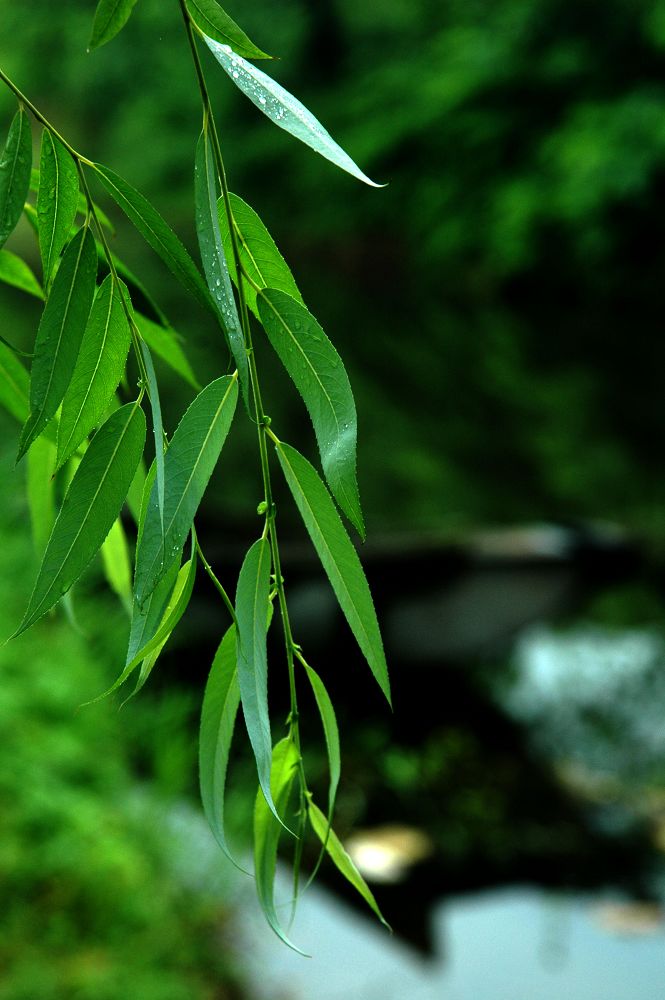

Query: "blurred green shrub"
<box><xmin>0</xmin><ymin>430</ymin><xmax>242</xmax><ymax>1000</ymax></box>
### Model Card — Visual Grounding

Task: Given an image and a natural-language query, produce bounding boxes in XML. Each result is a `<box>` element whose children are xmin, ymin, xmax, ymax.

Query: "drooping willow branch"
<box><xmin>0</xmin><ymin>0</ymin><xmax>391</xmax><ymax>952</ymax></box>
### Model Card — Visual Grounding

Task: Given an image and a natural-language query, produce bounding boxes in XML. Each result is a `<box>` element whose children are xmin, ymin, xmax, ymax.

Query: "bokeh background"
<box><xmin>3</xmin><ymin>0</ymin><xmax>665</xmax><ymax>997</ymax></box>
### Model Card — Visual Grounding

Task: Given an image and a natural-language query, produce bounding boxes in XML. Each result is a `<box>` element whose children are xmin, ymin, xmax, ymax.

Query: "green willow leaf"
<box><xmin>235</xmin><ymin>536</ymin><xmax>278</xmax><ymax>820</ymax></box>
<box><xmin>276</xmin><ymin>442</ymin><xmax>390</xmax><ymax>704</ymax></box>
<box><xmin>31</xmin><ymin>167</ymin><xmax>114</xmax><ymax>234</ymax></box>
<box><xmin>204</xmin><ymin>39</ymin><xmax>383</xmax><ymax>187</ymax></box>
<box><xmin>259</xmin><ymin>288</ymin><xmax>364</xmax><ymax>537</ymax></box>
<box><xmin>125</xmin><ymin>461</ymin><xmax>182</xmax><ymax>666</ymax></box>
<box><xmin>134</xmin><ymin>374</ymin><xmax>238</xmax><ymax>604</ymax></box>
<box><xmin>93</xmin><ymin>163</ymin><xmax>213</xmax><ymax>312</ymax></box>
<box><xmin>126</xmin><ymin>455</ymin><xmax>146</xmax><ymax>524</ymax></box>
<box><xmin>194</xmin><ymin>129</ymin><xmax>249</xmax><ymax>406</ymax></box>
<box><xmin>186</xmin><ymin>0</ymin><xmax>270</xmax><ymax>59</ymax></box>
<box><xmin>18</xmin><ymin>226</ymin><xmax>97</xmax><ymax>462</ymax></box>
<box><xmin>91</xmin><ymin>537</ymin><xmax>196</xmax><ymax>705</ymax></box>
<box><xmin>199</xmin><ymin>624</ymin><xmax>247</xmax><ymax>868</ymax></box>
<box><xmin>89</xmin><ymin>0</ymin><xmax>139</xmax><ymax>50</ymax></box>
<box><xmin>0</xmin><ymin>339</ymin><xmax>29</xmax><ymax>422</ymax></box>
<box><xmin>55</xmin><ymin>275</ymin><xmax>132</xmax><ymax>471</ymax></box>
<box><xmin>100</xmin><ymin>515</ymin><xmax>132</xmax><ymax>612</ymax></box>
<box><xmin>135</xmin><ymin>312</ymin><xmax>200</xmax><ymax>390</ymax></box>
<box><xmin>129</xmin><ymin>548</ymin><xmax>197</xmax><ymax>697</ymax></box>
<box><xmin>139</xmin><ymin>339</ymin><xmax>165</xmax><ymax>542</ymax></box>
<box><xmin>301</xmin><ymin>660</ymin><xmax>340</xmax><ymax>817</ymax></box>
<box><xmin>0</xmin><ymin>106</ymin><xmax>32</xmax><ymax>249</ymax></box>
<box><xmin>254</xmin><ymin>737</ymin><xmax>306</xmax><ymax>954</ymax></box>
<box><xmin>12</xmin><ymin>400</ymin><xmax>146</xmax><ymax>637</ymax></box>
<box><xmin>218</xmin><ymin>193</ymin><xmax>302</xmax><ymax>319</ymax></box>
<box><xmin>307</xmin><ymin>798</ymin><xmax>390</xmax><ymax>930</ymax></box>
<box><xmin>126</xmin><ymin>554</ymin><xmax>180</xmax><ymax>669</ymax></box>
<box><xmin>37</xmin><ymin>131</ymin><xmax>79</xmax><ymax>288</ymax></box>
<box><xmin>26</xmin><ymin>437</ymin><xmax>56</xmax><ymax>556</ymax></box>
<box><xmin>0</xmin><ymin>249</ymin><xmax>44</xmax><ymax>299</ymax></box>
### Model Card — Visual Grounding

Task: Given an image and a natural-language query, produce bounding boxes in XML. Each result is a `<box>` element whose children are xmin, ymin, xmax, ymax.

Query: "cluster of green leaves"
<box><xmin>0</xmin><ymin>0</ymin><xmax>390</xmax><ymax>948</ymax></box>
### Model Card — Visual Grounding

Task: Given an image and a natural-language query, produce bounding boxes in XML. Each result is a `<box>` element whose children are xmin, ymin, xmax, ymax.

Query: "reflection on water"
<box><xmin>505</xmin><ymin>625</ymin><xmax>665</xmax><ymax>780</ymax></box>
<box><xmin>236</xmin><ymin>878</ymin><xmax>665</xmax><ymax>1000</ymax></box>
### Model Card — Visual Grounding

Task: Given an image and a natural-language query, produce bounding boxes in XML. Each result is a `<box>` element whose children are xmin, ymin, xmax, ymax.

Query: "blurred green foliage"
<box><xmin>3</xmin><ymin>0</ymin><xmax>665</xmax><ymax>534</ymax></box>
<box><xmin>0</xmin><ymin>434</ymin><xmax>242</xmax><ymax>999</ymax></box>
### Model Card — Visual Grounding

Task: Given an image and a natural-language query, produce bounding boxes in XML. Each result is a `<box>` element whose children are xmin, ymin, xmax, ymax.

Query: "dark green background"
<box><xmin>4</xmin><ymin>0</ymin><xmax>665</xmax><ymax>536</ymax></box>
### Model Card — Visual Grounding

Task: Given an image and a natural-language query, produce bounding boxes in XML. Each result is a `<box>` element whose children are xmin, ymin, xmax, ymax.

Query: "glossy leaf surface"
<box><xmin>218</xmin><ymin>193</ymin><xmax>302</xmax><ymax>319</ymax></box>
<box><xmin>100</xmin><ymin>515</ymin><xmax>132</xmax><ymax>611</ymax></box>
<box><xmin>186</xmin><ymin>0</ymin><xmax>270</xmax><ymax>59</ymax></box>
<box><xmin>0</xmin><ymin>340</ymin><xmax>30</xmax><ymax>422</ymax></box>
<box><xmin>204</xmin><ymin>38</ymin><xmax>382</xmax><ymax>187</ymax></box>
<box><xmin>18</xmin><ymin>227</ymin><xmax>97</xmax><ymax>461</ymax></box>
<box><xmin>89</xmin><ymin>0</ymin><xmax>139</xmax><ymax>50</ymax></box>
<box><xmin>276</xmin><ymin>442</ymin><xmax>390</xmax><ymax>704</ymax></box>
<box><xmin>259</xmin><ymin>288</ymin><xmax>363</xmax><ymax>536</ymax></box>
<box><xmin>199</xmin><ymin>625</ymin><xmax>244</xmax><ymax>865</ymax></box>
<box><xmin>129</xmin><ymin>551</ymin><xmax>197</xmax><ymax>696</ymax></box>
<box><xmin>139</xmin><ymin>339</ymin><xmax>165</xmax><ymax>541</ymax></box>
<box><xmin>235</xmin><ymin>536</ymin><xmax>276</xmax><ymax>818</ymax></box>
<box><xmin>26</xmin><ymin>437</ymin><xmax>56</xmax><ymax>556</ymax></box>
<box><xmin>94</xmin><ymin>163</ymin><xmax>212</xmax><ymax>312</ymax></box>
<box><xmin>37</xmin><ymin>131</ymin><xmax>79</xmax><ymax>287</ymax></box>
<box><xmin>0</xmin><ymin>106</ymin><xmax>31</xmax><ymax>249</ymax></box>
<box><xmin>0</xmin><ymin>248</ymin><xmax>43</xmax><ymax>299</ymax></box>
<box><xmin>56</xmin><ymin>275</ymin><xmax>132</xmax><ymax>470</ymax></box>
<box><xmin>302</xmin><ymin>660</ymin><xmax>340</xmax><ymax>816</ymax></box>
<box><xmin>195</xmin><ymin>130</ymin><xmax>248</xmax><ymax>404</ymax></box>
<box><xmin>134</xmin><ymin>374</ymin><xmax>238</xmax><ymax>603</ymax></box>
<box><xmin>308</xmin><ymin>798</ymin><xmax>389</xmax><ymax>929</ymax></box>
<box><xmin>13</xmin><ymin>401</ymin><xmax>146</xmax><ymax>636</ymax></box>
<box><xmin>253</xmin><ymin>738</ymin><xmax>305</xmax><ymax>953</ymax></box>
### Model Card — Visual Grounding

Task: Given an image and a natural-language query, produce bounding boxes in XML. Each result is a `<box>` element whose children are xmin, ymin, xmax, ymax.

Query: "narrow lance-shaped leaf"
<box><xmin>134</xmin><ymin>312</ymin><xmax>200</xmax><ymax>390</ymax></box>
<box><xmin>195</xmin><ymin>129</ymin><xmax>249</xmax><ymax>406</ymax></box>
<box><xmin>128</xmin><ymin>548</ymin><xmax>197</xmax><ymax>698</ymax></box>
<box><xmin>0</xmin><ymin>106</ymin><xmax>32</xmax><ymax>249</ymax></box>
<box><xmin>259</xmin><ymin>288</ymin><xmax>364</xmax><ymax>537</ymax></box>
<box><xmin>126</xmin><ymin>455</ymin><xmax>146</xmax><ymax>524</ymax></box>
<box><xmin>139</xmin><ymin>339</ymin><xmax>165</xmax><ymax>541</ymax></box>
<box><xmin>18</xmin><ymin>226</ymin><xmax>97</xmax><ymax>461</ymax></box>
<box><xmin>276</xmin><ymin>442</ymin><xmax>390</xmax><ymax>704</ymax></box>
<box><xmin>30</xmin><ymin>167</ymin><xmax>114</xmax><ymax>233</ymax></box>
<box><xmin>308</xmin><ymin>797</ymin><xmax>390</xmax><ymax>930</ymax></box>
<box><xmin>134</xmin><ymin>374</ymin><xmax>238</xmax><ymax>604</ymax></box>
<box><xmin>254</xmin><ymin>738</ymin><xmax>307</xmax><ymax>954</ymax></box>
<box><xmin>87</xmin><ymin>534</ymin><xmax>197</xmax><ymax>706</ymax></box>
<box><xmin>89</xmin><ymin>0</ymin><xmax>139</xmax><ymax>50</ymax></box>
<box><xmin>93</xmin><ymin>163</ymin><xmax>213</xmax><ymax>312</ymax></box>
<box><xmin>186</xmin><ymin>0</ymin><xmax>271</xmax><ymax>59</ymax></box>
<box><xmin>199</xmin><ymin>625</ymin><xmax>248</xmax><ymax>869</ymax></box>
<box><xmin>26</xmin><ymin>437</ymin><xmax>57</xmax><ymax>556</ymax></box>
<box><xmin>204</xmin><ymin>38</ymin><xmax>383</xmax><ymax>188</ymax></box>
<box><xmin>126</xmin><ymin>555</ymin><xmax>180</xmax><ymax>670</ymax></box>
<box><xmin>301</xmin><ymin>659</ymin><xmax>340</xmax><ymax>817</ymax></box>
<box><xmin>100</xmin><ymin>516</ymin><xmax>132</xmax><ymax>612</ymax></box>
<box><xmin>37</xmin><ymin>131</ymin><xmax>79</xmax><ymax>288</ymax></box>
<box><xmin>12</xmin><ymin>400</ymin><xmax>146</xmax><ymax>637</ymax></box>
<box><xmin>0</xmin><ymin>339</ymin><xmax>30</xmax><ymax>422</ymax></box>
<box><xmin>55</xmin><ymin>275</ymin><xmax>132</xmax><ymax>470</ymax></box>
<box><xmin>125</xmin><ymin>461</ymin><xmax>182</xmax><ymax>663</ymax></box>
<box><xmin>0</xmin><ymin>249</ymin><xmax>44</xmax><ymax>299</ymax></box>
<box><xmin>236</xmin><ymin>536</ymin><xmax>281</xmax><ymax>821</ymax></box>
<box><xmin>218</xmin><ymin>192</ymin><xmax>303</xmax><ymax>319</ymax></box>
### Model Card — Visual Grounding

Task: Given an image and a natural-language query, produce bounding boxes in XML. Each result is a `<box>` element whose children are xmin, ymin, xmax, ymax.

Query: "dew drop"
<box><xmin>259</xmin><ymin>96</ymin><xmax>267</xmax><ymax>106</ymax></box>
<box><xmin>232</xmin><ymin>71</ymin><xmax>239</xmax><ymax>79</ymax></box>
